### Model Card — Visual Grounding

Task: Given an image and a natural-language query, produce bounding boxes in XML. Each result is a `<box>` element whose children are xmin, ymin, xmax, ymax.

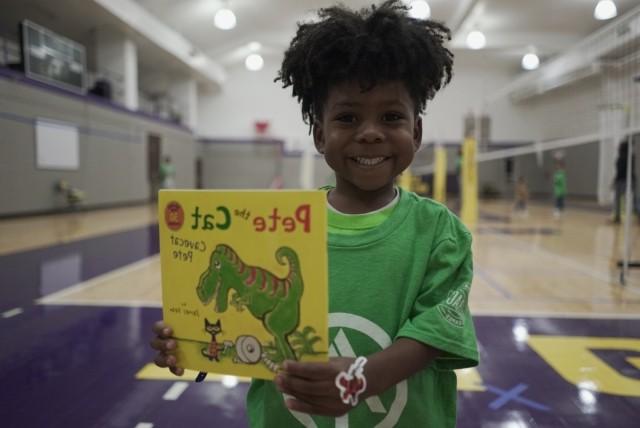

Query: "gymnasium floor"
<box><xmin>1</xmin><ymin>200</ymin><xmax>639</xmax><ymax>428</ymax></box>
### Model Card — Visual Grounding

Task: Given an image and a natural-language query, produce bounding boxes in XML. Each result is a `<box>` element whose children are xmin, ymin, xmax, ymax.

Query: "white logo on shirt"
<box><xmin>287</xmin><ymin>313</ymin><xmax>408</xmax><ymax>428</ymax></box>
<box><xmin>437</xmin><ymin>283</ymin><xmax>470</xmax><ymax>327</ymax></box>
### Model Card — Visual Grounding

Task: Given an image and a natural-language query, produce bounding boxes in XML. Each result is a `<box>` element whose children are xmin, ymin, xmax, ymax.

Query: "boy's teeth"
<box><xmin>355</xmin><ymin>157</ymin><xmax>385</xmax><ymax>166</ymax></box>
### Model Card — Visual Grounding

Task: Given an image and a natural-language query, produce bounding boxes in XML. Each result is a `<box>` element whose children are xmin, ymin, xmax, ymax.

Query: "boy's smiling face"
<box><xmin>313</xmin><ymin>81</ymin><xmax>421</xmax><ymax>198</ymax></box>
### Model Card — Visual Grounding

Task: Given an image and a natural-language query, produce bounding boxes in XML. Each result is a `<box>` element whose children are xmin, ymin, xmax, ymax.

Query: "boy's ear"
<box><xmin>413</xmin><ymin>116</ymin><xmax>423</xmax><ymax>152</ymax></box>
<box><xmin>313</xmin><ymin>121</ymin><xmax>325</xmax><ymax>154</ymax></box>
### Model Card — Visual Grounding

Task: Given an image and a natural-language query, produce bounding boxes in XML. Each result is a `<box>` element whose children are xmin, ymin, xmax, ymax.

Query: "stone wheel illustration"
<box><xmin>236</xmin><ymin>335</ymin><xmax>262</xmax><ymax>364</ymax></box>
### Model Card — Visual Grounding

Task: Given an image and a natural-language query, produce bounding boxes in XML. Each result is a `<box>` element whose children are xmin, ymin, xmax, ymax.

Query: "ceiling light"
<box><xmin>521</xmin><ymin>52</ymin><xmax>540</xmax><ymax>70</ymax></box>
<box><xmin>408</xmin><ymin>1</ymin><xmax>431</xmax><ymax>20</ymax></box>
<box><xmin>214</xmin><ymin>8</ymin><xmax>236</xmax><ymax>30</ymax></box>
<box><xmin>594</xmin><ymin>1</ymin><xmax>617</xmax><ymax>20</ymax></box>
<box><xmin>466</xmin><ymin>31</ymin><xmax>486</xmax><ymax>50</ymax></box>
<box><xmin>248</xmin><ymin>41</ymin><xmax>261</xmax><ymax>52</ymax></box>
<box><xmin>245</xmin><ymin>53</ymin><xmax>264</xmax><ymax>71</ymax></box>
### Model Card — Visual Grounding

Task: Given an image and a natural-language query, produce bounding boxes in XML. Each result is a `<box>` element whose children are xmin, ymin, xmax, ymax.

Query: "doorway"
<box><xmin>147</xmin><ymin>134</ymin><xmax>161</xmax><ymax>201</ymax></box>
<box><xmin>195</xmin><ymin>156</ymin><xmax>203</xmax><ymax>189</ymax></box>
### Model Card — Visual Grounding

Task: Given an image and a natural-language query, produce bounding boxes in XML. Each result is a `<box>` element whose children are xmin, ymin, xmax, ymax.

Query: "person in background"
<box><xmin>553</xmin><ymin>157</ymin><xmax>567</xmax><ymax>219</ymax></box>
<box><xmin>612</xmin><ymin>139</ymin><xmax>637</xmax><ymax>224</ymax></box>
<box><xmin>159</xmin><ymin>155</ymin><xmax>176</xmax><ymax>189</ymax></box>
<box><xmin>513</xmin><ymin>176</ymin><xmax>529</xmax><ymax>218</ymax></box>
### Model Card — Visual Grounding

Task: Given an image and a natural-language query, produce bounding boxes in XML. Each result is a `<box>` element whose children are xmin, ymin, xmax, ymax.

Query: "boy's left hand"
<box><xmin>274</xmin><ymin>357</ymin><xmax>360</xmax><ymax>417</ymax></box>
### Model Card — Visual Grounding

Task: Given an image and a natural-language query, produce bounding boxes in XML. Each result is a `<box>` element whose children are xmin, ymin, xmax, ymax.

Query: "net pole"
<box><xmin>621</xmin><ymin>132</ymin><xmax>632</xmax><ymax>284</ymax></box>
<box><xmin>620</xmin><ymin>57</ymin><xmax>640</xmax><ymax>284</ymax></box>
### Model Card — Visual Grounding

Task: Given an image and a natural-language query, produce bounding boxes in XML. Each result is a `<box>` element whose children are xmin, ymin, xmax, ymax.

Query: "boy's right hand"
<box><xmin>150</xmin><ymin>321</ymin><xmax>184</xmax><ymax>376</ymax></box>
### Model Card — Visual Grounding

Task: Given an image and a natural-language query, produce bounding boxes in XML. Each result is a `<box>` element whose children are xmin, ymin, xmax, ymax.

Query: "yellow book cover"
<box><xmin>158</xmin><ymin>190</ymin><xmax>328</xmax><ymax>380</ymax></box>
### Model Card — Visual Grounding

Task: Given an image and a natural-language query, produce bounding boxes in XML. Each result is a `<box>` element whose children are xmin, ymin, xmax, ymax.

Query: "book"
<box><xmin>158</xmin><ymin>190</ymin><xmax>329</xmax><ymax>380</ymax></box>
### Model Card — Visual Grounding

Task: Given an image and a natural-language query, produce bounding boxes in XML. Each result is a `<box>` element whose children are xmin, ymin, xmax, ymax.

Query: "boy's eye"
<box><xmin>335</xmin><ymin>114</ymin><xmax>356</xmax><ymax>123</ymax></box>
<box><xmin>383</xmin><ymin>112</ymin><xmax>404</xmax><ymax>121</ymax></box>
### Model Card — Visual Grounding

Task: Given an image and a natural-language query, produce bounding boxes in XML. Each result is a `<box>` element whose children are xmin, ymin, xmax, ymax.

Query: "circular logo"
<box><xmin>287</xmin><ymin>313</ymin><xmax>408</xmax><ymax>428</ymax></box>
<box><xmin>165</xmin><ymin>201</ymin><xmax>184</xmax><ymax>230</ymax></box>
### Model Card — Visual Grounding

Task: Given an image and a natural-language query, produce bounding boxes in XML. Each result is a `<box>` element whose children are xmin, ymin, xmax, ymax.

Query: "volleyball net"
<box><xmin>411</xmin><ymin>5</ymin><xmax>640</xmax><ymax>285</ymax></box>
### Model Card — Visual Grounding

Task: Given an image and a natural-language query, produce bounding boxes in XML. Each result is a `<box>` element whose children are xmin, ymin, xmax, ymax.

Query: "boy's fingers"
<box><xmin>149</xmin><ymin>338</ymin><xmax>163</xmax><ymax>350</ymax></box>
<box><xmin>154</xmin><ymin>354</ymin><xmax>170</xmax><ymax>368</ymax></box>
<box><xmin>152</xmin><ymin>321</ymin><xmax>165</xmax><ymax>334</ymax></box>
<box><xmin>149</xmin><ymin>338</ymin><xmax>176</xmax><ymax>351</ymax></box>
<box><xmin>170</xmin><ymin>366</ymin><xmax>184</xmax><ymax>376</ymax></box>
<box><xmin>276</xmin><ymin>374</ymin><xmax>334</xmax><ymax>397</ymax></box>
<box><xmin>154</xmin><ymin>353</ymin><xmax>179</xmax><ymax>368</ymax></box>
<box><xmin>152</xmin><ymin>321</ymin><xmax>172</xmax><ymax>337</ymax></box>
<box><xmin>283</xmin><ymin>361</ymin><xmax>332</xmax><ymax>380</ymax></box>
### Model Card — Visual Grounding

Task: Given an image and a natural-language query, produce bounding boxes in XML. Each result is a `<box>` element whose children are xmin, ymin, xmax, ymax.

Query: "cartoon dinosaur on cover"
<box><xmin>196</xmin><ymin>244</ymin><xmax>303</xmax><ymax>362</ymax></box>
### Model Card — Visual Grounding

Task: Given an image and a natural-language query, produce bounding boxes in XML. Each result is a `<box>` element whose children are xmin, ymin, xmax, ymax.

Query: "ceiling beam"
<box><xmin>92</xmin><ymin>0</ymin><xmax>226</xmax><ymax>86</ymax></box>
<box><xmin>448</xmin><ymin>0</ymin><xmax>480</xmax><ymax>38</ymax></box>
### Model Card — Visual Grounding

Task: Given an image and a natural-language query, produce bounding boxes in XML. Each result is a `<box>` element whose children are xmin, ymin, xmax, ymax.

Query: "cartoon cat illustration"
<box><xmin>196</xmin><ymin>245</ymin><xmax>303</xmax><ymax>362</ymax></box>
<box><xmin>202</xmin><ymin>318</ymin><xmax>223</xmax><ymax>362</ymax></box>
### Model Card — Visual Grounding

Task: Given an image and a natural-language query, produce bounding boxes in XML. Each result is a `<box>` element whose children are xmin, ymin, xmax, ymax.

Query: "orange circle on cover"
<box><xmin>165</xmin><ymin>201</ymin><xmax>184</xmax><ymax>230</ymax></box>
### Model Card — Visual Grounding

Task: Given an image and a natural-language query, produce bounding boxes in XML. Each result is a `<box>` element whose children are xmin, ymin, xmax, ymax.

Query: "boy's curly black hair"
<box><xmin>276</xmin><ymin>0</ymin><xmax>454</xmax><ymax>132</ymax></box>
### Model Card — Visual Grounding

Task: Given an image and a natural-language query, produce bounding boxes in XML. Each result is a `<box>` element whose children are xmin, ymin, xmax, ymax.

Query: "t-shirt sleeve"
<box><xmin>395</xmin><ymin>218</ymin><xmax>479</xmax><ymax>370</ymax></box>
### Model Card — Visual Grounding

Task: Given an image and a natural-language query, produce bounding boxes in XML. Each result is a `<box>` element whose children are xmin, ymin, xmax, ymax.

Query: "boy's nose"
<box><xmin>356</xmin><ymin>122</ymin><xmax>384</xmax><ymax>143</ymax></box>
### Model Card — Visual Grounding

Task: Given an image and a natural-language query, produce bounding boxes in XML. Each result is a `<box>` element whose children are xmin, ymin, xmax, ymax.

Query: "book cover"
<box><xmin>158</xmin><ymin>190</ymin><xmax>328</xmax><ymax>380</ymax></box>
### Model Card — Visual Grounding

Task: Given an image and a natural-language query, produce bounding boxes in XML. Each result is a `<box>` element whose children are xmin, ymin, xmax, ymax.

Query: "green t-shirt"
<box><xmin>247</xmin><ymin>188</ymin><xmax>479</xmax><ymax>427</ymax></box>
<box><xmin>553</xmin><ymin>170</ymin><xmax>567</xmax><ymax>197</ymax></box>
<box><xmin>326</xmin><ymin>187</ymin><xmax>399</xmax><ymax>235</ymax></box>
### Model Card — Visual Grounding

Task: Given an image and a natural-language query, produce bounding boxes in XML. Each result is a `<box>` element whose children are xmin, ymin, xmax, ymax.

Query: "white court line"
<box><xmin>35</xmin><ymin>256</ymin><xmax>159</xmax><ymax>305</ymax></box>
<box><xmin>37</xmin><ymin>299</ymin><xmax>161</xmax><ymax>308</ymax></box>
<box><xmin>2</xmin><ymin>307</ymin><xmax>23</xmax><ymax>318</ymax></box>
<box><xmin>473</xmin><ymin>309</ymin><xmax>640</xmax><ymax>320</ymax></box>
<box><xmin>134</xmin><ymin>423</ymin><xmax>153</xmax><ymax>428</ymax></box>
<box><xmin>162</xmin><ymin>382</ymin><xmax>189</xmax><ymax>401</ymax></box>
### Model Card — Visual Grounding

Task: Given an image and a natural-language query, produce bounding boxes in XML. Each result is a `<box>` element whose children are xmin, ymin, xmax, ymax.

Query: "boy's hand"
<box><xmin>274</xmin><ymin>357</ymin><xmax>361</xmax><ymax>417</ymax></box>
<box><xmin>150</xmin><ymin>321</ymin><xmax>184</xmax><ymax>376</ymax></box>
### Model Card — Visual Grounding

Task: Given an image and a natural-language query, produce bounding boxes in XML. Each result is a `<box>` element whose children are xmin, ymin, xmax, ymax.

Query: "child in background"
<box><xmin>159</xmin><ymin>155</ymin><xmax>176</xmax><ymax>189</ymax></box>
<box><xmin>513</xmin><ymin>176</ymin><xmax>529</xmax><ymax>217</ymax></box>
<box><xmin>553</xmin><ymin>158</ymin><xmax>567</xmax><ymax>218</ymax></box>
<box><xmin>151</xmin><ymin>1</ymin><xmax>478</xmax><ymax>426</ymax></box>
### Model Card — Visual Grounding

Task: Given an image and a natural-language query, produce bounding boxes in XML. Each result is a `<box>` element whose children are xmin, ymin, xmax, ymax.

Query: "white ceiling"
<box><xmin>130</xmin><ymin>0</ymin><xmax>640</xmax><ymax>67</ymax></box>
<box><xmin>0</xmin><ymin>0</ymin><xmax>638</xmax><ymax>87</ymax></box>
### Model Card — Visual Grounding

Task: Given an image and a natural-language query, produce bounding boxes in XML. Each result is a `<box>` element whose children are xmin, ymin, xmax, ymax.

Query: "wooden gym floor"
<box><xmin>1</xmin><ymin>199</ymin><xmax>638</xmax><ymax>427</ymax></box>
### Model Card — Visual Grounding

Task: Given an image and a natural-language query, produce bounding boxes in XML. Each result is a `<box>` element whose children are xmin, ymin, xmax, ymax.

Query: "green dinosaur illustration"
<box><xmin>290</xmin><ymin>326</ymin><xmax>323</xmax><ymax>359</ymax></box>
<box><xmin>196</xmin><ymin>244</ymin><xmax>303</xmax><ymax>362</ymax></box>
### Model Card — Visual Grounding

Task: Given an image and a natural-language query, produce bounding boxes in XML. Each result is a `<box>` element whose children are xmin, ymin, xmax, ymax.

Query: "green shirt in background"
<box><xmin>159</xmin><ymin>162</ymin><xmax>176</xmax><ymax>188</ymax></box>
<box><xmin>247</xmin><ymin>188</ymin><xmax>479</xmax><ymax>428</ymax></box>
<box><xmin>553</xmin><ymin>169</ymin><xmax>567</xmax><ymax>197</ymax></box>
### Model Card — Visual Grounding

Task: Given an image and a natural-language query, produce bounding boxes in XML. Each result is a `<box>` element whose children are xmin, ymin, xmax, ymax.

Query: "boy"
<box><xmin>151</xmin><ymin>1</ymin><xmax>478</xmax><ymax>426</ymax></box>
